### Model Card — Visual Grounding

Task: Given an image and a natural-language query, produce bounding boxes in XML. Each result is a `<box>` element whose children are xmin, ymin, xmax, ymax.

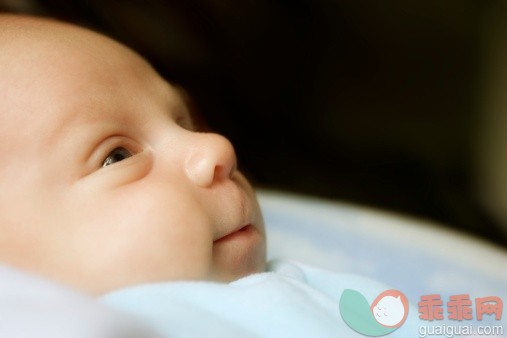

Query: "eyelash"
<box><xmin>102</xmin><ymin>147</ymin><xmax>133</xmax><ymax>167</ymax></box>
<box><xmin>97</xmin><ymin>113</ymin><xmax>192</xmax><ymax>170</ymax></box>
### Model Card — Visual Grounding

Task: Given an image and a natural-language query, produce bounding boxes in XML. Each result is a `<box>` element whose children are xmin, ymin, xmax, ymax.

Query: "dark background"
<box><xmin>2</xmin><ymin>0</ymin><xmax>507</xmax><ymax>247</ymax></box>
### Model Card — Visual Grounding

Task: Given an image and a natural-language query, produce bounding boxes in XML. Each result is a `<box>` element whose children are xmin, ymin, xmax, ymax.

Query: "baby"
<box><xmin>0</xmin><ymin>14</ymin><xmax>423</xmax><ymax>338</ymax></box>
<box><xmin>0</xmin><ymin>13</ymin><xmax>266</xmax><ymax>295</ymax></box>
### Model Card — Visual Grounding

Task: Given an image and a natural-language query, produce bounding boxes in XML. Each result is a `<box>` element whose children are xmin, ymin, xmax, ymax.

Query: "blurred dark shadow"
<box><xmin>2</xmin><ymin>0</ymin><xmax>507</xmax><ymax>247</ymax></box>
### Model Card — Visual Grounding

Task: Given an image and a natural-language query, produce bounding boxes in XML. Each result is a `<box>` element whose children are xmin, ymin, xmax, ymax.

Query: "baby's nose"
<box><xmin>184</xmin><ymin>133</ymin><xmax>237</xmax><ymax>187</ymax></box>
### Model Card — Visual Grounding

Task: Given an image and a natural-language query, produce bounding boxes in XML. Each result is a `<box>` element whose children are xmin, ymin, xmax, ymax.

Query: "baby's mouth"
<box><xmin>213</xmin><ymin>224</ymin><xmax>253</xmax><ymax>244</ymax></box>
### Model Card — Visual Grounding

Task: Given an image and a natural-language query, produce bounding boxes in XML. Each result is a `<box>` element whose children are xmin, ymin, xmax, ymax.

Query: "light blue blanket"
<box><xmin>100</xmin><ymin>260</ymin><xmax>420</xmax><ymax>338</ymax></box>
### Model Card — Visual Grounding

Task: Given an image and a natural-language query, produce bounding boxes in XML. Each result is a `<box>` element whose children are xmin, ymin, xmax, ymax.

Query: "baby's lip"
<box><xmin>214</xmin><ymin>223</ymin><xmax>253</xmax><ymax>243</ymax></box>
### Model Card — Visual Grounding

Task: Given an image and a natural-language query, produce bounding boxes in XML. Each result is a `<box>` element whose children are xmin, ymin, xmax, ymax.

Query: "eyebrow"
<box><xmin>46</xmin><ymin>88</ymin><xmax>191</xmax><ymax>151</ymax></box>
<box><xmin>44</xmin><ymin>96</ymin><xmax>140</xmax><ymax>166</ymax></box>
<box><xmin>46</xmin><ymin>103</ymin><xmax>112</xmax><ymax>148</ymax></box>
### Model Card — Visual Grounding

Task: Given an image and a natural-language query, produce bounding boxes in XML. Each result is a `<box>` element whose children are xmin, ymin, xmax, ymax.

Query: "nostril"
<box><xmin>214</xmin><ymin>162</ymin><xmax>236</xmax><ymax>181</ymax></box>
<box><xmin>214</xmin><ymin>166</ymin><xmax>224</xmax><ymax>180</ymax></box>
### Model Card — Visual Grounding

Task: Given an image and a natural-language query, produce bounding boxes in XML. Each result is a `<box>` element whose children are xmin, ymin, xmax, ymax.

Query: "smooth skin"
<box><xmin>0</xmin><ymin>14</ymin><xmax>266</xmax><ymax>295</ymax></box>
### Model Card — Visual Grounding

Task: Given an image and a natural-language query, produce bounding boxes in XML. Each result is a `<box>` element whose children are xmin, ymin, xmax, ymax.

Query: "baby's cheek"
<box><xmin>115</xmin><ymin>193</ymin><xmax>215</xmax><ymax>279</ymax></box>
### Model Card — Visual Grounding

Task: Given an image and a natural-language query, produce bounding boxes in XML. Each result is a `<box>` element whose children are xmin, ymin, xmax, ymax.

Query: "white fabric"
<box><xmin>100</xmin><ymin>260</ymin><xmax>420</xmax><ymax>338</ymax></box>
<box><xmin>260</xmin><ymin>190</ymin><xmax>507</xmax><ymax>300</ymax></box>
<box><xmin>0</xmin><ymin>266</ymin><xmax>157</xmax><ymax>338</ymax></box>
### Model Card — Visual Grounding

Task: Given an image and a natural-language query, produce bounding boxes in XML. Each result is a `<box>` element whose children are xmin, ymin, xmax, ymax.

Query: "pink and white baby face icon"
<box><xmin>370</xmin><ymin>290</ymin><xmax>409</xmax><ymax>328</ymax></box>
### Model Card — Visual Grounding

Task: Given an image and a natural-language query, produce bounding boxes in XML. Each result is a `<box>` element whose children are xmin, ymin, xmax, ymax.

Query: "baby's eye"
<box><xmin>102</xmin><ymin>147</ymin><xmax>133</xmax><ymax>167</ymax></box>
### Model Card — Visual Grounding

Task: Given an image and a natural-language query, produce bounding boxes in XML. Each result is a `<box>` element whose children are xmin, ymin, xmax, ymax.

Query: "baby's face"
<box><xmin>0</xmin><ymin>16</ymin><xmax>265</xmax><ymax>294</ymax></box>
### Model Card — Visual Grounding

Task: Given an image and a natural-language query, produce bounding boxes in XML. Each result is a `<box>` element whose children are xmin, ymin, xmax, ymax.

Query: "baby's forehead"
<box><xmin>1</xmin><ymin>14</ymin><xmax>141</xmax><ymax>67</ymax></box>
<box><xmin>0</xmin><ymin>14</ymin><xmax>82</xmax><ymax>52</ymax></box>
<box><xmin>0</xmin><ymin>15</ymin><xmax>162</xmax><ymax>98</ymax></box>
<box><xmin>0</xmin><ymin>14</ymin><xmax>181</xmax><ymax>149</ymax></box>
<box><xmin>0</xmin><ymin>14</ymin><xmax>192</xmax><ymax>127</ymax></box>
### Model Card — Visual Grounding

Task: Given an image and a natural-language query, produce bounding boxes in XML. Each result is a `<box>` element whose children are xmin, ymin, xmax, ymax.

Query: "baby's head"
<box><xmin>0</xmin><ymin>14</ymin><xmax>266</xmax><ymax>295</ymax></box>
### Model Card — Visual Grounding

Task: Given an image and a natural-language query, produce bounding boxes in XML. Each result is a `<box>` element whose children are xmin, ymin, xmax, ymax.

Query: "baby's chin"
<box><xmin>211</xmin><ymin>260</ymin><xmax>266</xmax><ymax>283</ymax></box>
<box><xmin>211</xmin><ymin>235</ymin><xmax>267</xmax><ymax>282</ymax></box>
